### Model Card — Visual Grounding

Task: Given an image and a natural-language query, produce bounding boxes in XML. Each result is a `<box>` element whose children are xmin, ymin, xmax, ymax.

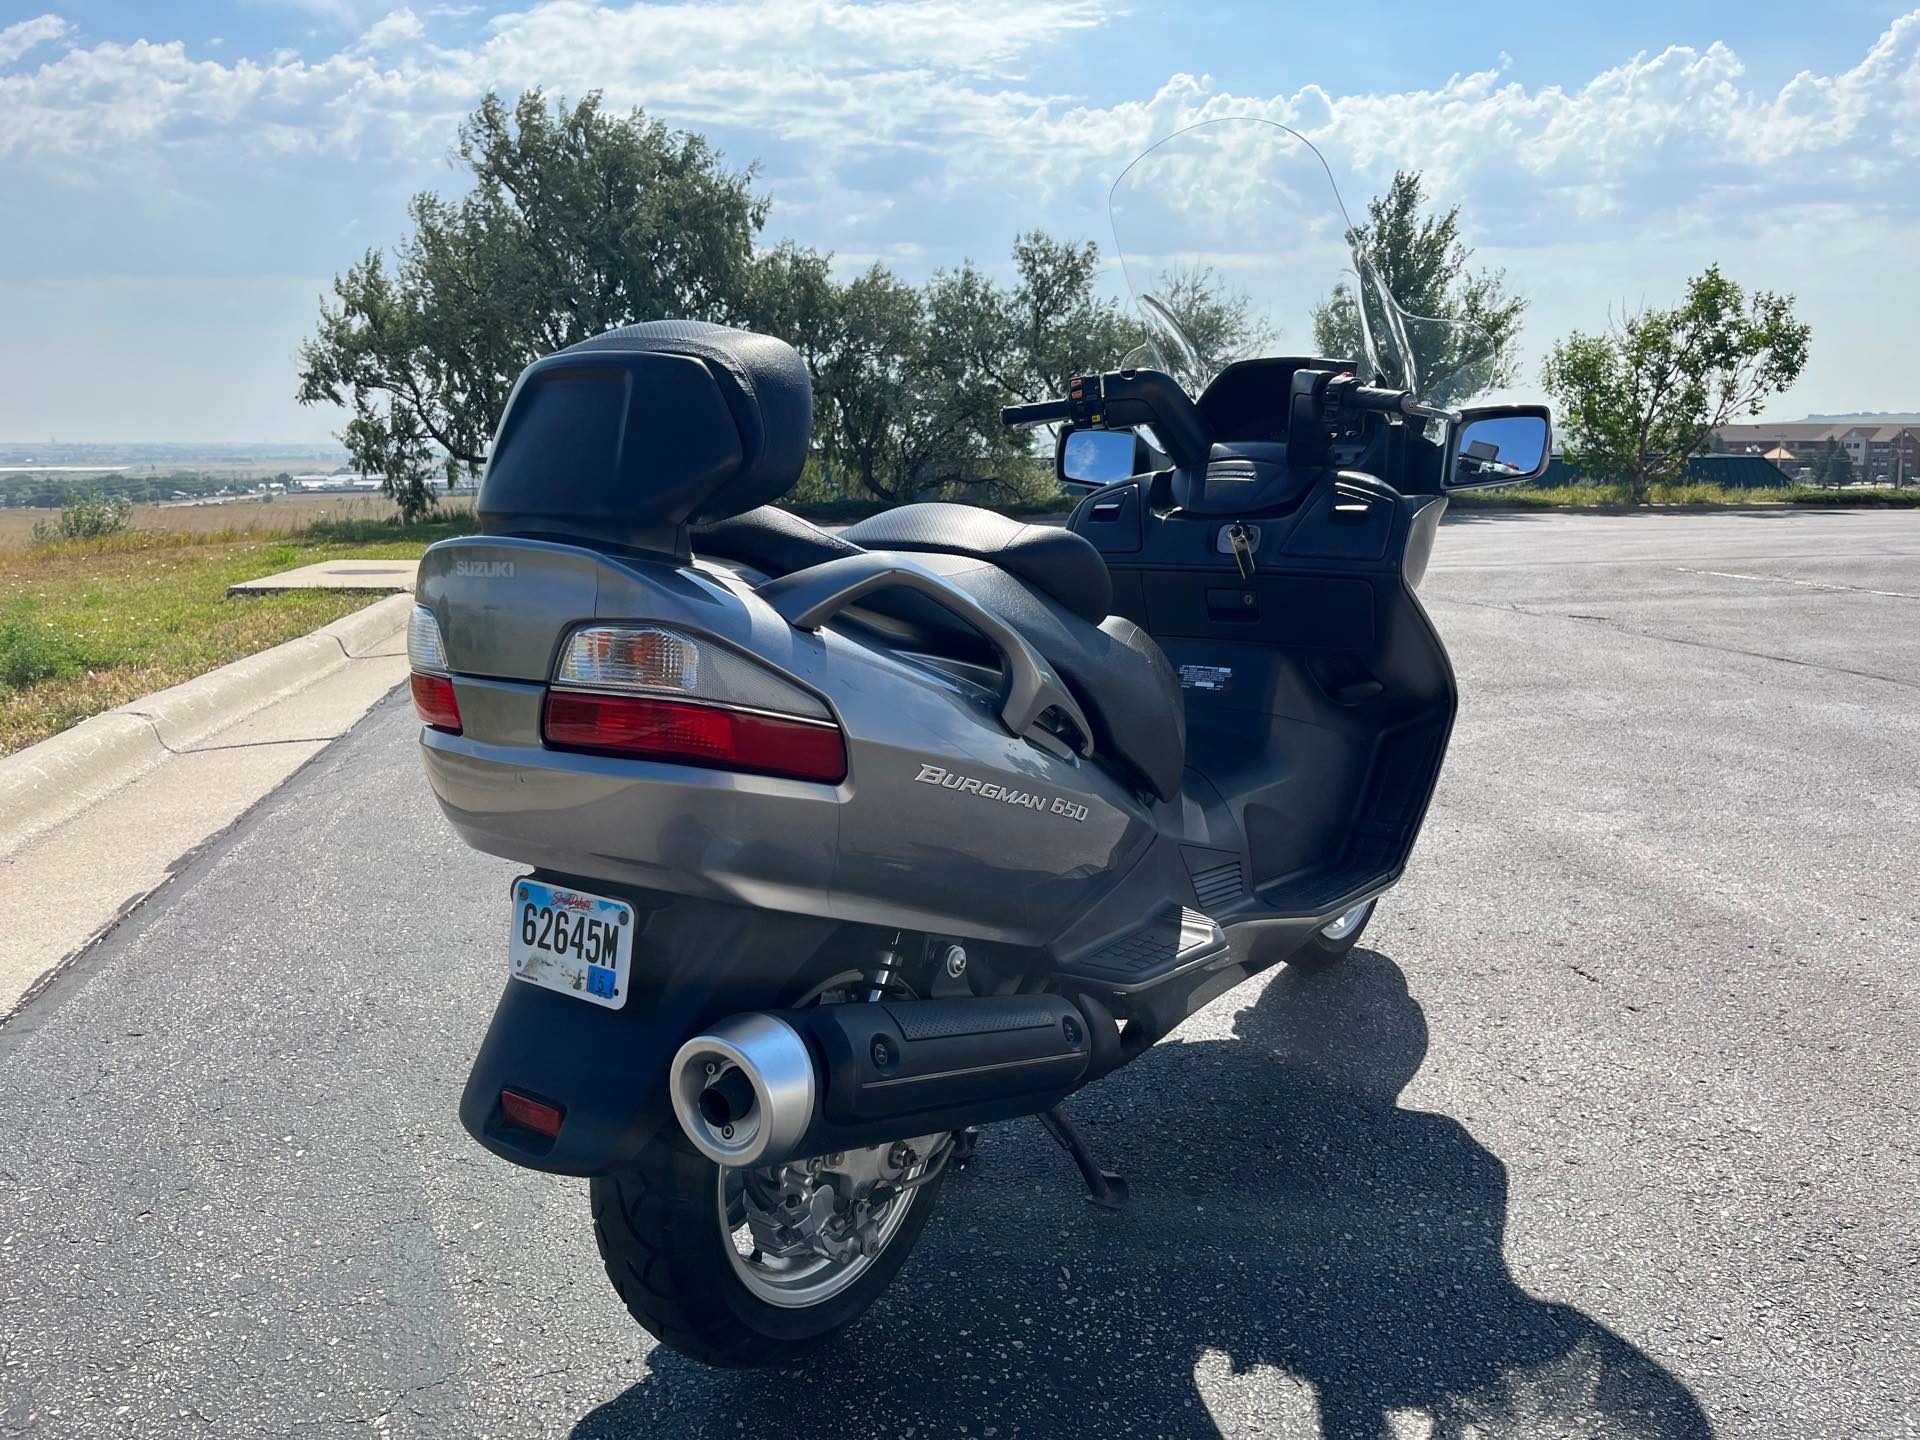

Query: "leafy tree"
<box><xmin>1808</xmin><ymin>437</ymin><xmax>1855</xmax><ymax>490</ymax></box>
<box><xmin>1134</xmin><ymin>262</ymin><xmax>1271</xmax><ymax>392</ymax></box>
<box><xmin>811</xmin><ymin>266</ymin><xmax>933</xmax><ymax>505</ymax></box>
<box><xmin>299</xmin><ymin>95</ymin><xmax>1258</xmax><ymax>516</ymax></box>
<box><xmin>1311</xmin><ymin>171</ymin><xmax>1525</xmax><ymax>405</ymax></box>
<box><xmin>914</xmin><ymin>232</ymin><xmax>1142</xmax><ymax>500</ymax></box>
<box><xmin>1542</xmin><ymin>265</ymin><xmax>1812</xmax><ymax>504</ymax></box>
<box><xmin>298</xmin><ymin>91</ymin><xmax>769</xmax><ymax>520</ymax></box>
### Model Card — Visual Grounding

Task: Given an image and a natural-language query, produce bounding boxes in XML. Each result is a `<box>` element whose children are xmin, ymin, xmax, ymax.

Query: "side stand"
<box><xmin>1039</xmin><ymin>1106</ymin><xmax>1128</xmax><ymax>1210</ymax></box>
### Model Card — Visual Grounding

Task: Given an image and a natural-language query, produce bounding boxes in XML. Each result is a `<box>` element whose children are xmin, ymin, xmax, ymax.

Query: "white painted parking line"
<box><xmin>1675</xmin><ymin>566</ymin><xmax>1919</xmax><ymax>600</ymax></box>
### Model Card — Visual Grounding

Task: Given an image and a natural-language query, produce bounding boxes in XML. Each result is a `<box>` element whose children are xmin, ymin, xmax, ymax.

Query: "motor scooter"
<box><xmin>410</xmin><ymin>119</ymin><xmax>1551</xmax><ymax>1365</ymax></box>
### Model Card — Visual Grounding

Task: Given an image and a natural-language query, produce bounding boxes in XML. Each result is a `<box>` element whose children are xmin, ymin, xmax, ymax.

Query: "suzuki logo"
<box><xmin>453</xmin><ymin>560</ymin><xmax>515</xmax><ymax>578</ymax></box>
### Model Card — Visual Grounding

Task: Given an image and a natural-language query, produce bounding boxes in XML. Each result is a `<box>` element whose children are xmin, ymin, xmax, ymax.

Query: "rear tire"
<box><xmin>590</xmin><ymin>1128</ymin><xmax>947</xmax><ymax>1368</ymax></box>
<box><xmin>1288</xmin><ymin>898</ymin><xmax>1377</xmax><ymax>970</ymax></box>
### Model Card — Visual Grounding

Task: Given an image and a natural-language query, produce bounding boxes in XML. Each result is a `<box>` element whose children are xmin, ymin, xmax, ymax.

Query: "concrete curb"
<box><xmin>0</xmin><ymin>593</ymin><xmax>413</xmax><ymax>857</ymax></box>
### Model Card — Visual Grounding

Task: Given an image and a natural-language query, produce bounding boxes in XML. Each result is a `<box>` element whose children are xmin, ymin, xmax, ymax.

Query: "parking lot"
<box><xmin>2</xmin><ymin>508</ymin><xmax>1916</xmax><ymax>1437</ymax></box>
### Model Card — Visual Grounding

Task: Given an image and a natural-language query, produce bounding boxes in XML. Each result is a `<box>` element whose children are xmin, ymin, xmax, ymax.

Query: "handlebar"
<box><xmin>1344</xmin><ymin>382</ymin><xmax>1459</xmax><ymax>425</ymax></box>
<box><xmin>1001</xmin><ymin>399</ymin><xmax>1073</xmax><ymax>430</ymax></box>
<box><xmin>999</xmin><ymin>370</ymin><xmax>1211</xmax><ymax>469</ymax></box>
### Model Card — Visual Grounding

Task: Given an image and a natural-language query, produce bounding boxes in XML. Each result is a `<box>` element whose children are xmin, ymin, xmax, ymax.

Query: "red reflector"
<box><xmin>500</xmin><ymin>1089</ymin><xmax>564</xmax><ymax>1138</ymax></box>
<box><xmin>410</xmin><ymin>672</ymin><xmax>462</xmax><ymax>732</ymax></box>
<box><xmin>543</xmin><ymin>691</ymin><xmax>847</xmax><ymax>783</ymax></box>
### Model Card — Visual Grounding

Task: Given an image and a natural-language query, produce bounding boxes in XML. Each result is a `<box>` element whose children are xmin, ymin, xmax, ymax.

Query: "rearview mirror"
<box><xmin>1058</xmin><ymin>428</ymin><xmax>1150</xmax><ymax>490</ymax></box>
<box><xmin>1448</xmin><ymin>406</ymin><xmax>1551</xmax><ymax>489</ymax></box>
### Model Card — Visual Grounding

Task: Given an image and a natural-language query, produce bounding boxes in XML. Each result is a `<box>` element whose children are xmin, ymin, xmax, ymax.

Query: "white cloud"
<box><xmin>6</xmin><ymin>3</ymin><xmax>1920</xmax><ymax>431</ymax></box>
<box><xmin>482</xmin><ymin>0</ymin><xmax>1104</xmax><ymax>79</ymax></box>
<box><xmin>0</xmin><ymin>13</ymin><xmax>69</xmax><ymax>67</ymax></box>
<box><xmin>7</xmin><ymin>1</ymin><xmax>1916</xmax><ymax>246</ymax></box>
<box><xmin>354</xmin><ymin>8</ymin><xmax>429</xmax><ymax>53</ymax></box>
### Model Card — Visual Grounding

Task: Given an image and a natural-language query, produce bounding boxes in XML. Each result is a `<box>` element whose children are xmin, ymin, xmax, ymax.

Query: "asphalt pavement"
<box><xmin>2</xmin><ymin>508</ymin><xmax>1916</xmax><ymax>1438</ymax></box>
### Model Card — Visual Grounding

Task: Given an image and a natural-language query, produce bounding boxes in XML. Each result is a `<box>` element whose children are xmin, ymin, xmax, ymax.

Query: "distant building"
<box><xmin>1711</xmin><ymin>422</ymin><xmax>1920</xmax><ymax>484</ymax></box>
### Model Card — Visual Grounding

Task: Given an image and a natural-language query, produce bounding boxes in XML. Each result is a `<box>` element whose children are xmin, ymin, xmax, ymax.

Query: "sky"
<box><xmin>2</xmin><ymin>1</ymin><xmax>1918</xmax><ymax>444</ymax></box>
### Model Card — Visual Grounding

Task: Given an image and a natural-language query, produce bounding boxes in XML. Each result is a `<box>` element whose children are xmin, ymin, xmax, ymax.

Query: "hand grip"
<box><xmin>756</xmin><ymin>553</ymin><xmax>1093</xmax><ymax>758</ymax></box>
<box><xmin>1001</xmin><ymin>399</ymin><xmax>1072</xmax><ymax>429</ymax></box>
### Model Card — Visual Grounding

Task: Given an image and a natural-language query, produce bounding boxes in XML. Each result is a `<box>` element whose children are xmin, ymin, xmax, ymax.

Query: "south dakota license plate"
<box><xmin>508</xmin><ymin>879</ymin><xmax>633</xmax><ymax>1010</ymax></box>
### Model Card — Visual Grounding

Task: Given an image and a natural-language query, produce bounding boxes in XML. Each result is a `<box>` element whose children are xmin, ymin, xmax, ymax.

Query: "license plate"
<box><xmin>509</xmin><ymin>879</ymin><xmax>634</xmax><ymax>1009</ymax></box>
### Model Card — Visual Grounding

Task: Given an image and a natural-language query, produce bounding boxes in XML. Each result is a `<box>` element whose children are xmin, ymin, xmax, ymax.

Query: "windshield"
<box><xmin>1108</xmin><ymin>118</ymin><xmax>1501</xmax><ymax>407</ymax></box>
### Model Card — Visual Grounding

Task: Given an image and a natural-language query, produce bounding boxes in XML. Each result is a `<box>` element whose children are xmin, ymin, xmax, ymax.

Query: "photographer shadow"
<box><xmin>572</xmin><ymin>949</ymin><xmax>1711</xmax><ymax>1438</ymax></box>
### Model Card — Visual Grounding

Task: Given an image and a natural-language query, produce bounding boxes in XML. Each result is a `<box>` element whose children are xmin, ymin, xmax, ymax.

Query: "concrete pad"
<box><xmin>228</xmin><ymin>558</ymin><xmax>419</xmax><ymax>595</ymax></box>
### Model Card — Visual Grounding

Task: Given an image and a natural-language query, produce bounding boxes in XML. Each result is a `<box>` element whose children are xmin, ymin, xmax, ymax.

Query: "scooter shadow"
<box><xmin>571</xmin><ymin>950</ymin><xmax>1712</xmax><ymax>1439</ymax></box>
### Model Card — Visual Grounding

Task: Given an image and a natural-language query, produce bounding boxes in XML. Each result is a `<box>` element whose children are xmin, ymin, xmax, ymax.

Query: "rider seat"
<box><xmin>839</xmin><ymin>504</ymin><xmax>1111</xmax><ymax>623</ymax></box>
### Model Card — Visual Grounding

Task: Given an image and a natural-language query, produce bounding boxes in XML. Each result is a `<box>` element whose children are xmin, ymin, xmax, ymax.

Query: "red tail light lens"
<box><xmin>499</xmin><ymin>1089</ymin><xmax>564</xmax><ymax>1138</ymax></box>
<box><xmin>411</xmin><ymin>672</ymin><xmax>463</xmax><ymax>733</ymax></box>
<box><xmin>543</xmin><ymin>691</ymin><xmax>846</xmax><ymax>783</ymax></box>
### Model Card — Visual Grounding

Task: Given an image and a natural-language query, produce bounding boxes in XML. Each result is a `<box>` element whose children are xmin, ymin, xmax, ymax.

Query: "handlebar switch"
<box><xmin>1067</xmin><ymin>375</ymin><xmax>1105</xmax><ymax>427</ymax></box>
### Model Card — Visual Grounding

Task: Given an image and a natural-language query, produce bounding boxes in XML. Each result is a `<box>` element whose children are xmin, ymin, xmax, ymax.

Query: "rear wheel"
<box><xmin>589</xmin><ymin>968</ymin><xmax>951</xmax><ymax>1367</ymax></box>
<box><xmin>590</xmin><ymin>1126</ymin><xmax>949</xmax><ymax>1367</ymax></box>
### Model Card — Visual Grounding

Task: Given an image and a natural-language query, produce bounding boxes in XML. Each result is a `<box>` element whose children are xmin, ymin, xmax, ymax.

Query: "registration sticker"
<box><xmin>509</xmin><ymin>879</ymin><xmax>634</xmax><ymax>1010</ymax></box>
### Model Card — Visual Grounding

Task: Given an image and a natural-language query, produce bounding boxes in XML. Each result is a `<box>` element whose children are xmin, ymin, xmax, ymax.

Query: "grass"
<box><xmin>0</xmin><ymin>512</ymin><xmax>478</xmax><ymax>757</ymax></box>
<box><xmin>1449</xmin><ymin>482</ymin><xmax>1920</xmax><ymax>509</ymax></box>
<box><xmin>0</xmin><ymin>493</ymin><xmax>458</xmax><ymax>549</ymax></box>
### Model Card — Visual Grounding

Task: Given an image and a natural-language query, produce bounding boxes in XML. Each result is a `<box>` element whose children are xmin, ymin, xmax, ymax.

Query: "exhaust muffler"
<box><xmin>670</xmin><ymin>995</ymin><xmax>1092</xmax><ymax>1167</ymax></box>
<box><xmin>668</xmin><ymin>1012</ymin><xmax>818</xmax><ymax>1166</ymax></box>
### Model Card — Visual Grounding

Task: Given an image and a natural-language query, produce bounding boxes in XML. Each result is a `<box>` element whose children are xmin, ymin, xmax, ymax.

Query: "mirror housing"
<box><xmin>1447</xmin><ymin>405</ymin><xmax>1551</xmax><ymax>489</ymax></box>
<box><xmin>1057</xmin><ymin>427</ymin><xmax>1156</xmax><ymax>491</ymax></box>
<box><xmin>1448</xmin><ymin>405</ymin><xmax>1551</xmax><ymax>489</ymax></box>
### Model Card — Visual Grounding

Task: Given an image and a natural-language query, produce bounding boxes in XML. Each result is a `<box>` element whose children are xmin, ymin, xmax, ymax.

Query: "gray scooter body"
<box><xmin>415</xmin><ymin>324</ymin><xmax>1482</xmax><ymax>1179</ymax></box>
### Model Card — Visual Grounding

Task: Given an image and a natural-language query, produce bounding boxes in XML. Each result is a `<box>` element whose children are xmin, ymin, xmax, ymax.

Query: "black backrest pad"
<box><xmin>841</xmin><ymin>503</ymin><xmax>1113</xmax><ymax>624</ymax></box>
<box><xmin>479</xmin><ymin>322</ymin><xmax>811</xmax><ymax>549</ymax></box>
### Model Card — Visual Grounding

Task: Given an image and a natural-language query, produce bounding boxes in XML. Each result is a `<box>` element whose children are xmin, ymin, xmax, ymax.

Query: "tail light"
<box><xmin>544</xmin><ymin>626</ymin><xmax>845</xmax><ymax>783</ymax></box>
<box><xmin>407</xmin><ymin>605</ymin><xmax>462</xmax><ymax>734</ymax></box>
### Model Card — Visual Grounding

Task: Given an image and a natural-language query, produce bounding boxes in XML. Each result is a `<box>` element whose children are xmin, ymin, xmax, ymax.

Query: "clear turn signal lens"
<box><xmin>407</xmin><ymin>605</ymin><xmax>450</xmax><ymax>673</ymax></box>
<box><xmin>553</xmin><ymin>626</ymin><xmax>829</xmax><ymax>719</ymax></box>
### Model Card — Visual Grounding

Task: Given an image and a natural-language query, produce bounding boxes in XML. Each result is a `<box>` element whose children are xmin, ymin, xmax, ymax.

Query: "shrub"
<box><xmin>34</xmin><ymin>497</ymin><xmax>136</xmax><ymax>542</ymax></box>
<box><xmin>0</xmin><ymin>619</ymin><xmax>89</xmax><ymax>690</ymax></box>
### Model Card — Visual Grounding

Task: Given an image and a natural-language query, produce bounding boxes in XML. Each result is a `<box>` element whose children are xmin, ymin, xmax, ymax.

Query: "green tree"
<box><xmin>297</xmin><ymin>91</ymin><xmax>770</xmax><ymax>520</ymax></box>
<box><xmin>1137</xmin><ymin>262</ymin><xmax>1270</xmax><ymax>391</ymax></box>
<box><xmin>1542</xmin><ymin>265</ymin><xmax>1812</xmax><ymax>504</ymax></box>
<box><xmin>1311</xmin><ymin>170</ymin><xmax>1525</xmax><ymax>404</ymax></box>
<box><xmin>1809</xmin><ymin>438</ymin><xmax>1855</xmax><ymax>490</ymax></box>
<box><xmin>811</xmin><ymin>266</ymin><xmax>933</xmax><ymax>504</ymax></box>
<box><xmin>915</xmin><ymin>232</ymin><xmax>1141</xmax><ymax>500</ymax></box>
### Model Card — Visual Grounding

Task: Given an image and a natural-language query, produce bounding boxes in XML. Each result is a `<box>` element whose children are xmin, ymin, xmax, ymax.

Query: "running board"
<box><xmin>1053</xmin><ymin>905</ymin><xmax>1229</xmax><ymax>994</ymax></box>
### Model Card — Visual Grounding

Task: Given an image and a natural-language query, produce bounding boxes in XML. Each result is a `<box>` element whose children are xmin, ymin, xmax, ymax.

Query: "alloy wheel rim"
<box><xmin>716</xmin><ymin>1162</ymin><xmax>923</xmax><ymax>1308</ymax></box>
<box><xmin>1319</xmin><ymin>899</ymin><xmax>1374</xmax><ymax>942</ymax></box>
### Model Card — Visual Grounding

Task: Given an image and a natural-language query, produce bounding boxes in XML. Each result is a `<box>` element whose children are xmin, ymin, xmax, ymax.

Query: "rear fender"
<box><xmin>459</xmin><ymin>882</ymin><xmax>835</xmax><ymax>1175</ymax></box>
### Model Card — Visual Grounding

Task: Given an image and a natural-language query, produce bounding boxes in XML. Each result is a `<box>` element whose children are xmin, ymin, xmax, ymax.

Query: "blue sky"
<box><xmin>3</xmin><ymin>1</ymin><xmax>1918</xmax><ymax>443</ymax></box>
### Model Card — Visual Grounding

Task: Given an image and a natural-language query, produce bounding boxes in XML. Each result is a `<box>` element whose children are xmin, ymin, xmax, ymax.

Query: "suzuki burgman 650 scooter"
<box><xmin>409</xmin><ymin>119</ymin><xmax>1551</xmax><ymax>1365</ymax></box>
